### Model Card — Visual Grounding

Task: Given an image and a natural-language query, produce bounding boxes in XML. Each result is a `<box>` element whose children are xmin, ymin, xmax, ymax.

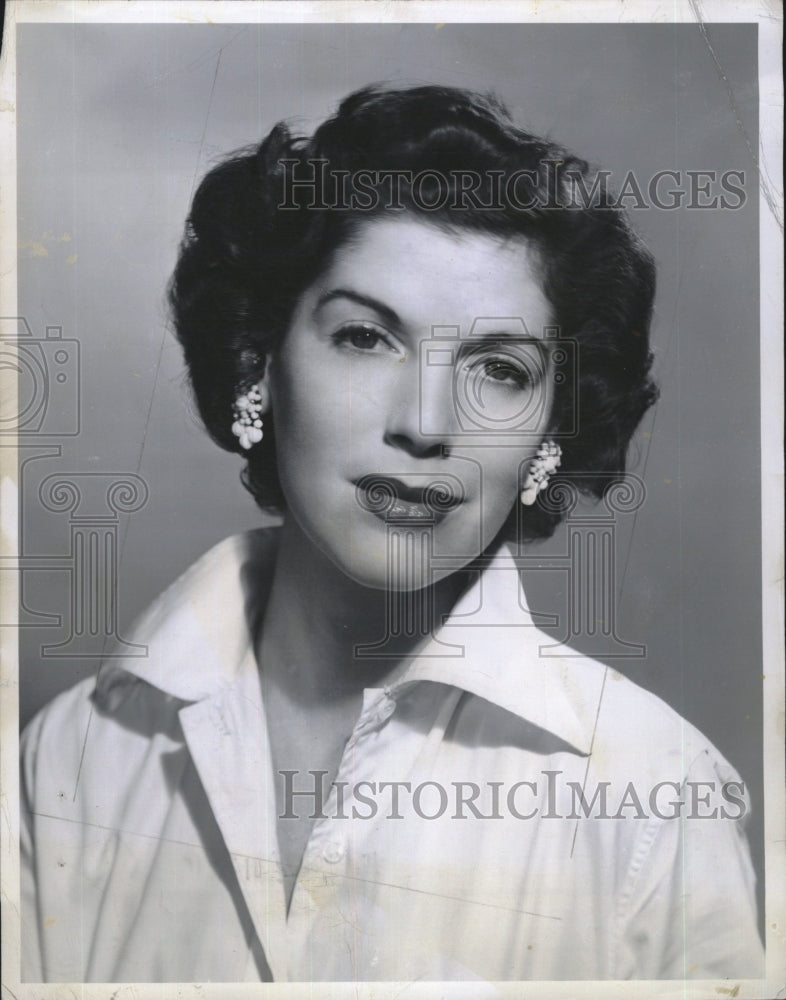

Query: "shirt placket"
<box><xmin>284</xmin><ymin>687</ymin><xmax>398</xmax><ymax>979</ymax></box>
<box><xmin>179</xmin><ymin>660</ymin><xmax>288</xmax><ymax>981</ymax></box>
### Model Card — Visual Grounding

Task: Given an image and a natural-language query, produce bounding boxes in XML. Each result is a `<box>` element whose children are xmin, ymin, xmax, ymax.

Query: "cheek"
<box><xmin>269</xmin><ymin>348</ymin><xmax>325</xmax><ymax>439</ymax></box>
<box><xmin>271</xmin><ymin>345</ymin><xmax>387</xmax><ymax>451</ymax></box>
<box><xmin>268</xmin><ymin>355</ymin><xmax>360</xmax><ymax>490</ymax></box>
<box><xmin>477</xmin><ymin>451</ymin><xmax>531</xmax><ymax>519</ymax></box>
<box><xmin>482</xmin><ymin>451</ymin><xmax>525</xmax><ymax>494</ymax></box>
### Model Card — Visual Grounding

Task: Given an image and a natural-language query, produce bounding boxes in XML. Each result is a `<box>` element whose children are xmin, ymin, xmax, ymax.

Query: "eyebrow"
<box><xmin>314</xmin><ymin>288</ymin><xmax>402</xmax><ymax>328</ymax></box>
<box><xmin>315</xmin><ymin>288</ymin><xmax>546</xmax><ymax>343</ymax></box>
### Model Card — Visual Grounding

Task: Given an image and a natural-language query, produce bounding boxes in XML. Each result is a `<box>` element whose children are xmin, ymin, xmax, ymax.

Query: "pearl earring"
<box><xmin>231</xmin><ymin>384</ymin><xmax>268</xmax><ymax>450</ymax></box>
<box><xmin>520</xmin><ymin>440</ymin><xmax>562</xmax><ymax>506</ymax></box>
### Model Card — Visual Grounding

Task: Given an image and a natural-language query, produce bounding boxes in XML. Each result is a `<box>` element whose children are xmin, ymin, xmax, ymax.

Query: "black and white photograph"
<box><xmin>1</xmin><ymin>2</ymin><xmax>783</xmax><ymax>996</ymax></box>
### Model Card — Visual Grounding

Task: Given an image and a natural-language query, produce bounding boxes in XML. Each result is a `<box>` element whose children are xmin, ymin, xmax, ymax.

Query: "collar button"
<box><xmin>322</xmin><ymin>841</ymin><xmax>345</xmax><ymax>864</ymax></box>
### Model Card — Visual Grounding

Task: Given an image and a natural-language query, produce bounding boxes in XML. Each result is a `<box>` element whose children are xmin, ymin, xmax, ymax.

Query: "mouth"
<box><xmin>353</xmin><ymin>475</ymin><xmax>464</xmax><ymax>524</ymax></box>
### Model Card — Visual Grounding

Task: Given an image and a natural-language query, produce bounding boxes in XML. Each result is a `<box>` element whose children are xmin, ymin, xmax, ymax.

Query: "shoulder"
<box><xmin>532</xmin><ymin>636</ymin><xmax>741</xmax><ymax>788</ymax></box>
<box><xmin>573</xmin><ymin>654</ymin><xmax>743</xmax><ymax>793</ymax></box>
<box><xmin>102</xmin><ymin>527</ymin><xmax>278</xmax><ymax>701</ymax></box>
<box><xmin>21</xmin><ymin>528</ymin><xmax>279</xmax><ymax>794</ymax></box>
<box><xmin>120</xmin><ymin>526</ymin><xmax>279</xmax><ymax>644</ymax></box>
<box><xmin>21</xmin><ymin>675</ymin><xmax>97</xmax><ymax>780</ymax></box>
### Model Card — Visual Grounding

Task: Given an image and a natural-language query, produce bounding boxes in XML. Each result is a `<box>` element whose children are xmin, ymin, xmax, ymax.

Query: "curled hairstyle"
<box><xmin>169</xmin><ymin>84</ymin><xmax>658</xmax><ymax>541</ymax></box>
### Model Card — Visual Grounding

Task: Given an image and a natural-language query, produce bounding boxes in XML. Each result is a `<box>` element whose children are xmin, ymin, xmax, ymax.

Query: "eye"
<box><xmin>331</xmin><ymin>323</ymin><xmax>394</xmax><ymax>353</ymax></box>
<box><xmin>468</xmin><ymin>354</ymin><xmax>534</xmax><ymax>391</ymax></box>
<box><xmin>482</xmin><ymin>358</ymin><xmax>531</xmax><ymax>386</ymax></box>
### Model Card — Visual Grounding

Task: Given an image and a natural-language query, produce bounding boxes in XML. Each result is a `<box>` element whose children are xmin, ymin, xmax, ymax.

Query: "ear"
<box><xmin>252</xmin><ymin>360</ymin><xmax>272</xmax><ymax>415</ymax></box>
<box><xmin>257</xmin><ymin>379</ymin><xmax>270</xmax><ymax>416</ymax></box>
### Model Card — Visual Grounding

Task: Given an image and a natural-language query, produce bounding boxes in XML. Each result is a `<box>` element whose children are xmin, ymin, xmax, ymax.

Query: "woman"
<box><xmin>20</xmin><ymin>85</ymin><xmax>763</xmax><ymax>982</ymax></box>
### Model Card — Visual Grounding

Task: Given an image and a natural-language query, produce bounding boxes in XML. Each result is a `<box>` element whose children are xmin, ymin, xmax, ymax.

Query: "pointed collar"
<box><xmin>95</xmin><ymin>528</ymin><xmax>602</xmax><ymax>755</ymax></box>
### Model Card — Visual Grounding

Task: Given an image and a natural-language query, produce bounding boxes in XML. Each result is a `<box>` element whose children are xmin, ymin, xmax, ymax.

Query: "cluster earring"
<box><xmin>520</xmin><ymin>440</ymin><xmax>562</xmax><ymax>506</ymax></box>
<box><xmin>231</xmin><ymin>383</ymin><xmax>268</xmax><ymax>450</ymax></box>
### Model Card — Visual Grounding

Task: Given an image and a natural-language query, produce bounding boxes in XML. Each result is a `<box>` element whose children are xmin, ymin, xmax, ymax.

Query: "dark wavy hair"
<box><xmin>169</xmin><ymin>84</ymin><xmax>658</xmax><ymax>541</ymax></box>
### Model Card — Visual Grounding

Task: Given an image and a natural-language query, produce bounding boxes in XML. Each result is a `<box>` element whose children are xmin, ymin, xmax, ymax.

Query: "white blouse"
<box><xmin>21</xmin><ymin>529</ymin><xmax>763</xmax><ymax>982</ymax></box>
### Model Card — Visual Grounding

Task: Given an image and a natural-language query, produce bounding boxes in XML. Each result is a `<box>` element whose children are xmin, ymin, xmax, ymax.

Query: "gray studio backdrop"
<box><xmin>14</xmin><ymin>23</ymin><xmax>762</xmax><ymax>925</ymax></box>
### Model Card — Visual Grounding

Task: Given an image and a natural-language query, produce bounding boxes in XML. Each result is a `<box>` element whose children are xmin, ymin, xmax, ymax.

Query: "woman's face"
<box><xmin>265</xmin><ymin>215</ymin><xmax>555</xmax><ymax>590</ymax></box>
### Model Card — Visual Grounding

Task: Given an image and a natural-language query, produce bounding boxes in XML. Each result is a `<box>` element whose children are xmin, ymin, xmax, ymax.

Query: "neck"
<box><xmin>256</xmin><ymin>515</ymin><xmax>468</xmax><ymax>708</ymax></box>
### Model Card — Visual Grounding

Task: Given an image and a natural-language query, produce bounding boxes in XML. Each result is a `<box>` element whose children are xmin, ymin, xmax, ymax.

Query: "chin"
<box><xmin>296</xmin><ymin>507</ymin><xmax>492</xmax><ymax>592</ymax></box>
<box><xmin>316</xmin><ymin>525</ymin><xmax>443</xmax><ymax>593</ymax></box>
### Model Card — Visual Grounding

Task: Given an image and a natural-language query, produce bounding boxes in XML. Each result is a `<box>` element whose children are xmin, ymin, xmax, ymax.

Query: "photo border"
<box><xmin>1</xmin><ymin>2</ymin><xmax>782</xmax><ymax>998</ymax></box>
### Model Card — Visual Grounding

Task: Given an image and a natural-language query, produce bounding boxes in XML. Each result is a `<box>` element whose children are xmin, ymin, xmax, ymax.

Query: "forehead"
<box><xmin>316</xmin><ymin>215</ymin><xmax>552</xmax><ymax>334</ymax></box>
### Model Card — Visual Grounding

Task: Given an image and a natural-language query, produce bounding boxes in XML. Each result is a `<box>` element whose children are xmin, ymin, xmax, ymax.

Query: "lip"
<box><xmin>353</xmin><ymin>475</ymin><xmax>464</xmax><ymax>524</ymax></box>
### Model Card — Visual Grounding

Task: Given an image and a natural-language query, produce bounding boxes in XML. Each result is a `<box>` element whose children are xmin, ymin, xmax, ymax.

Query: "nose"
<box><xmin>382</xmin><ymin>354</ymin><xmax>457</xmax><ymax>459</ymax></box>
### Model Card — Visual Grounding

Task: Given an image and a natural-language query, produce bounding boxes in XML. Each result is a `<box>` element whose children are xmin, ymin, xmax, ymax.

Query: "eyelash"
<box><xmin>468</xmin><ymin>355</ymin><xmax>535</xmax><ymax>390</ymax></box>
<box><xmin>331</xmin><ymin>323</ymin><xmax>396</xmax><ymax>354</ymax></box>
<box><xmin>331</xmin><ymin>324</ymin><xmax>540</xmax><ymax>392</ymax></box>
